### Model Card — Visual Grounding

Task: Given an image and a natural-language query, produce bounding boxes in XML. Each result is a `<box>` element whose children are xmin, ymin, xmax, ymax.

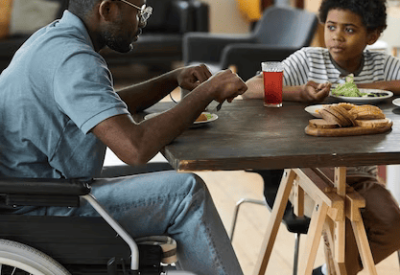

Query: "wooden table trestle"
<box><xmin>253</xmin><ymin>167</ymin><xmax>377</xmax><ymax>275</ymax></box>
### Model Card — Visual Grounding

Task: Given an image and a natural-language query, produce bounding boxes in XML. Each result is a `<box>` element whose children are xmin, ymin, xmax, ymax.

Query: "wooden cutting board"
<box><xmin>305</xmin><ymin>119</ymin><xmax>393</xmax><ymax>137</ymax></box>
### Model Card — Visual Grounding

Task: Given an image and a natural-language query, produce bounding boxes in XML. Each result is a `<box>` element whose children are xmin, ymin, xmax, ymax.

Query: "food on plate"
<box><xmin>196</xmin><ymin>113</ymin><xmax>208</xmax><ymax>122</ymax></box>
<box><xmin>310</xmin><ymin>104</ymin><xmax>388</xmax><ymax>129</ymax></box>
<box><xmin>318</xmin><ymin>109</ymin><xmax>340</xmax><ymax>126</ymax></box>
<box><xmin>338</xmin><ymin>102</ymin><xmax>356</xmax><ymax>110</ymax></box>
<box><xmin>309</xmin><ymin>119</ymin><xmax>338</xmax><ymax>129</ymax></box>
<box><xmin>331</xmin><ymin>74</ymin><xmax>362</xmax><ymax>97</ymax></box>
<box><xmin>331</xmin><ymin>75</ymin><xmax>388</xmax><ymax>98</ymax></box>
<box><xmin>330</xmin><ymin>104</ymin><xmax>356</xmax><ymax>126</ymax></box>
<box><xmin>355</xmin><ymin>118</ymin><xmax>391</xmax><ymax>128</ymax></box>
<box><xmin>348</xmin><ymin>105</ymin><xmax>385</xmax><ymax>120</ymax></box>
<box><xmin>195</xmin><ymin>113</ymin><xmax>213</xmax><ymax>122</ymax></box>
<box><xmin>319</xmin><ymin>105</ymin><xmax>355</xmax><ymax>127</ymax></box>
<box><xmin>314</xmin><ymin>105</ymin><xmax>327</xmax><ymax>114</ymax></box>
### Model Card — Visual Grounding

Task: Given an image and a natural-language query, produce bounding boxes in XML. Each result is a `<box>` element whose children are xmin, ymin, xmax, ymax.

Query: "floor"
<box><xmin>110</xmin><ymin>66</ymin><xmax>400</xmax><ymax>275</ymax></box>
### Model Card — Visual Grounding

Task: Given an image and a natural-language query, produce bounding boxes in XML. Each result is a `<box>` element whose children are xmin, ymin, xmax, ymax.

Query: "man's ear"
<box><xmin>98</xmin><ymin>0</ymin><xmax>118</xmax><ymax>22</ymax></box>
<box><xmin>367</xmin><ymin>29</ymin><xmax>381</xmax><ymax>45</ymax></box>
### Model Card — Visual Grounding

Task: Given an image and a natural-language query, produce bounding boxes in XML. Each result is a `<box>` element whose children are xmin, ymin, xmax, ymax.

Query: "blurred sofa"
<box><xmin>0</xmin><ymin>0</ymin><xmax>209</xmax><ymax>73</ymax></box>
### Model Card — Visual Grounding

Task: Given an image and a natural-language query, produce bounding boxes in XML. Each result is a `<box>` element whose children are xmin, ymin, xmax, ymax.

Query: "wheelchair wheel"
<box><xmin>0</xmin><ymin>239</ymin><xmax>70</xmax><ymax>275</ymax></box>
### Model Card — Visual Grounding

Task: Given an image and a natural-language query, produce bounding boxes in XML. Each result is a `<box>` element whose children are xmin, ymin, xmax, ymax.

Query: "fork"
<box><xmin>170</xmin><ymin>93</ymin><xmax>223</xmax><ymax>112</ymax></box>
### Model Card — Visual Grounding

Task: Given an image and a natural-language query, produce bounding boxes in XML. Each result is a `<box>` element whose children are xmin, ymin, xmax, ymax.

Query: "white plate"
<box><xmin>144</xmin><ymin>112</ymin><xmax>218</xmax><ymax>127</ymax></box>
<box><xmin>304</xmin><ymin>104</ymin><xmax>326</xmax><ymax>118</ymax></box>
<box><xmin>393</xmin><ymin>98</ymin><xmax>400</xmax><ymax>107</ymax></box>
<box><xmin>330</xmin><ymin>89</ymin><xmax>393</xmax><ymax>104</ymax></box>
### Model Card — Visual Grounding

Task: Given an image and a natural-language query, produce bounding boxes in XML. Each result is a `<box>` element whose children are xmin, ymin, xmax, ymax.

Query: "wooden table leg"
<box><xmin>299</xmin><ymin>199</ymin><xmax>329</xmax><ymax>275</ymax></box>
<box><xmin>334</xmin><ymin>167</ymin><xmax>346</xmax><ymax>264</ymax></box>
<box><xmin>253</xmin><ymin>169</ymin><xmax>297</xmax><ymax>275</ymax></box>
<box><xmin>323</xmin><ymin>219</ymin><xmax>346</xmax><ymax>275</ymax></box>
<box><xmin>332</xmin><ymin>168</ymin><xmax>377</xmax><ymax>275</ymax></box>
<box><xmin>253</xmin><ymin>167</ymin><xmax>378</xmax><ymax>275</ymax></box>
<box><xmin>347</xmin><ymin>192</ymin><xmax>377</xmax><ymax>275</ymax></box>
<box><xmin>351</xmin><ymin>219</ymin><xmax>377</xmax><ymax>275</ymax></box>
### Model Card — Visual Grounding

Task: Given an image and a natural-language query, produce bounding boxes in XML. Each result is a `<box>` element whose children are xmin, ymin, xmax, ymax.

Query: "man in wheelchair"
<box><xmin>0</xmin><ymin>0</ymin><xmax>248</xmax><ymax>274</ymax></box>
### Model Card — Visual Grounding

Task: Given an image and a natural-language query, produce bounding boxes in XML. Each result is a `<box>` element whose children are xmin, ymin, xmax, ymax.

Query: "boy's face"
<box><xmin>324</xmin><ymin>9</ymin><xmax>379</xmax><ymax>71</ymax></box>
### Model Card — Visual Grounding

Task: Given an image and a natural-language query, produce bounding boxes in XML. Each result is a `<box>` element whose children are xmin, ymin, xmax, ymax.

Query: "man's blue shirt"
<box><xmin>0</xmin><ymin>11</ymin><xmax>129</xmax><ymax>178</ymax></box>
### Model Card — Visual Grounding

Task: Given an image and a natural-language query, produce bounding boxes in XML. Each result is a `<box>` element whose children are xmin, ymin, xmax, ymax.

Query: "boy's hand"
<box><xmin>300</xmin><ymin>81</ymin><xmax>331</xmax><ymax>103</ymax></box>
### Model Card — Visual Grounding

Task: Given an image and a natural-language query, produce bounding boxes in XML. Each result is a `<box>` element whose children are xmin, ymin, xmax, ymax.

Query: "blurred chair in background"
<box><xmin>183</xmin><ymin>5</ymin><xmax>318</xmax><ymax>82</ymax></box>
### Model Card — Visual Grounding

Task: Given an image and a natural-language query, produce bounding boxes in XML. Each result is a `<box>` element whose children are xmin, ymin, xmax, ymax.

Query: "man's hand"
<box><xmin>299</xmin><ymin>81</ymin><xmax>331</xmax><ymax>103</ymax></box>
<box><xmin>177</xmin><ymin>64</ymin><xmax>213</xmax><ymax>91</ymax></box>
<box><xmin>200</xmin><ymin>69</ymin><xmax>248</xmax><ymax>103</ymax></box>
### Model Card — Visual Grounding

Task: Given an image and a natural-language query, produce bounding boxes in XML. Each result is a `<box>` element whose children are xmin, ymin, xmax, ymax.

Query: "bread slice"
<box><xmin>355</xmin><ymin>118</ymin><xmax>391</xmax><ymax>128</ymax></box>
<box><xmin>338</xmin><ymin>102</ymin><xmax>356</xmax><ymax>110</ymax></box>
<box><xmin>309</xmin><ymin>119</ymin><xmax>338</xmax><ymax>129</ymax></box>
<box><xmin>319</xmin><ymin>109</ymin><xmax>341</xmax><ymax>126</ymax></box>
<box><xmin>322</xmin><ymin>106</ymin><xmax>352</xmax><ymax>127</ymax></box>
<box><xmin>330</xmin><ymin>105</ymin><xmax>356</xmax><ymax>126</ymax></box>
<box><xmin>349</xmin><ymin>105</ymin><xmax>385</xmax><ymax>120</ymax></box>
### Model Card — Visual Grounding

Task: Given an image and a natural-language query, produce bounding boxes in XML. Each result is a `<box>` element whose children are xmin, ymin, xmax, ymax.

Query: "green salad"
<box><xmin>331</xmin><ymin>75</ymin><xmax>388</xmax><ymax>98</ymax></box>
<box><xmin>205</xmin><ymin>113</ymin><xmax>214</xmax><ymax>120</ymax></box>
<box><xmin>331</xmin><ymin>75</ymin><xmax>366</xmax><ymax>97</ymax></box>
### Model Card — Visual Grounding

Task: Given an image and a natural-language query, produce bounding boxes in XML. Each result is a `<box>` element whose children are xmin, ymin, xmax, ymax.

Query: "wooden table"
<box><xmin>142</xmin><ymin>97</ymin><xmax>400</xmax><ymax>275</ymax></box>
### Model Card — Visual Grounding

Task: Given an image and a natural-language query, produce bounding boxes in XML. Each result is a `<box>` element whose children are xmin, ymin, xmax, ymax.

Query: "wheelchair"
<box><xmin>0</xmin><ymin>174</ymin><xmax>196</xmax><ymax>275</ymax></box>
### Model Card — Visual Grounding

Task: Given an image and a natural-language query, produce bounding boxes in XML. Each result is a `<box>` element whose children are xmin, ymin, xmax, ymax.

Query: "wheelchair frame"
<box><xmin>0</xmin><ymin>177</ymin><xmax>187</xmax><ymax>275</ymax></box>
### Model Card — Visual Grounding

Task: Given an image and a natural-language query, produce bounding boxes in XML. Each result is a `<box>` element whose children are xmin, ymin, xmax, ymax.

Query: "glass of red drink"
<box><xmin>262</xmin><ymin>62</ymin><xmax>284</xmax><ymax>107</ymax></box>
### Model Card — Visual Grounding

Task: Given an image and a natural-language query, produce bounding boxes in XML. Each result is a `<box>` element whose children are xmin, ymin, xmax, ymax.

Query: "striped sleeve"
<box><xmin>383</xmin><ymin>55</ymin><xmax>400</xmax><ymax>80</ymax></box>
<box><xmin>282</xmin><ymin>48</ymin><xmax>310</xmax><ymax>86</ymax></box>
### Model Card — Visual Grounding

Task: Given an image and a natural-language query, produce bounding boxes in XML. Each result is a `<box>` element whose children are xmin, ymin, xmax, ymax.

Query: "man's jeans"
<box><xmin>21</xmin><ymin>164</ymin><xmax>243</xmax><ymax>275</ymax></box>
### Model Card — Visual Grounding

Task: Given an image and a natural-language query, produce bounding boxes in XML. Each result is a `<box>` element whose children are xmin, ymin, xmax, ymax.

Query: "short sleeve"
<box><xmin>282</xmin><ymin>48</ymin><xmax>310</xmax><ymax>86</ymax></box>
<box><xmin>384</xmin><ymin>54</ymin><xmax>400</xmax><ymax>81</ymax></box>
<box><xmin>53</xmin><ymin>48</ymin><xmax>129</xmax><ymax>134</ymax></box>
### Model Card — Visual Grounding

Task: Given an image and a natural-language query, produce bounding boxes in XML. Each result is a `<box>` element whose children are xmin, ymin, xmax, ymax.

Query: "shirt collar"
<box><xmin>329</xmin><ymin>52</ymin><xmax>364</xmax><ymax>77</ymax></box>
<box><xmin>58</xmin><ymin>10</ymin><xmax>95</xmax><ymax>50</ymax></box>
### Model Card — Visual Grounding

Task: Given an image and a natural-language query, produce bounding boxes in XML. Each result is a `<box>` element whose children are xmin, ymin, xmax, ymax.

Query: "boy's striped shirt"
<box><xmin>282</xmin><ymin>47</ymin><xmax>400</xmax><ymax>88</ymax></box>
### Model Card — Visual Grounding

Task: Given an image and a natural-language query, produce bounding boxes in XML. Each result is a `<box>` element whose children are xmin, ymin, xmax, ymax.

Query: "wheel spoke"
<box><xmin>0</xmin><ymin>239</ymin><xmax>70</xmax><ymax>274</ymax></box>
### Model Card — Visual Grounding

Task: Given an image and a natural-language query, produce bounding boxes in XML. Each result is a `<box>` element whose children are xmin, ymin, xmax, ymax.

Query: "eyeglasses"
<box><xmin>118</xmin><ymin>0</ymin><xmax>153</xmax><ymax>24</ymax></box>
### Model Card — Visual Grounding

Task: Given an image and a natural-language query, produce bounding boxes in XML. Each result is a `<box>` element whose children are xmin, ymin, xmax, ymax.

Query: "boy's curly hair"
<box><xmin>318</xmin><ymin>0</ymin><xmax>387</xmax><ymax>33</ymax></box>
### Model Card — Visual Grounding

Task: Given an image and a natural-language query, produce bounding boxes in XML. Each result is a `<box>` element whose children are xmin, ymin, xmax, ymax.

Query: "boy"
<box><xmin>244</xmin><ymin>0</ymin><xmax>400</xmax><ymax>274</ymax></box>
<box><xmin>244</xmin><ymin>0</ymin><xmax>400</xmax><ymax>100</ymax></box>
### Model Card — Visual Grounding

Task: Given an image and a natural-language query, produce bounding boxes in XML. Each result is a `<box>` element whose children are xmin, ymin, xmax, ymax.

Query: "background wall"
<box><xmin>204</xmin><ymin>0</ymin><xmax>323</xmax><ymax>34</ymax></box>
<box><xmin>304</xmin><ymin>0</ymin><xmax>321</xmax><ymax>12</ymax></box>
<box><xmin>380</xmin><ymin>6</ymin><xmax>400</xmax><ymax>56</ymax></box>
<box><xmin>201</xmin><ymin>0</ymin><xmax>250</xmax><ymax>33</ymax></box>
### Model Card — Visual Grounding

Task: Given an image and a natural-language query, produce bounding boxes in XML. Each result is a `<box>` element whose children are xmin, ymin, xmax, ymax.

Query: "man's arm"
<box><xmin>93</xmin><ymin>70</ymin><xmax>248</xmax><ymax>166</ymax></box>
<box><xmin>117</xmin><ymin>65</ymin><xmax>212</xmax><ymax>113</ymax></box>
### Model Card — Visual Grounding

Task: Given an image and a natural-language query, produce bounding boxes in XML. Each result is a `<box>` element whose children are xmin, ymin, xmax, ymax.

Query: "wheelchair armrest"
<box><xmin>0</xmin><ymin>178</ymin><xmax>91</xmax><ymax>195</ymax></box>
<box><xmin>0</xmin><ymin>178</ymin><xmax>92</xmax><ymax>207</ymax></box>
